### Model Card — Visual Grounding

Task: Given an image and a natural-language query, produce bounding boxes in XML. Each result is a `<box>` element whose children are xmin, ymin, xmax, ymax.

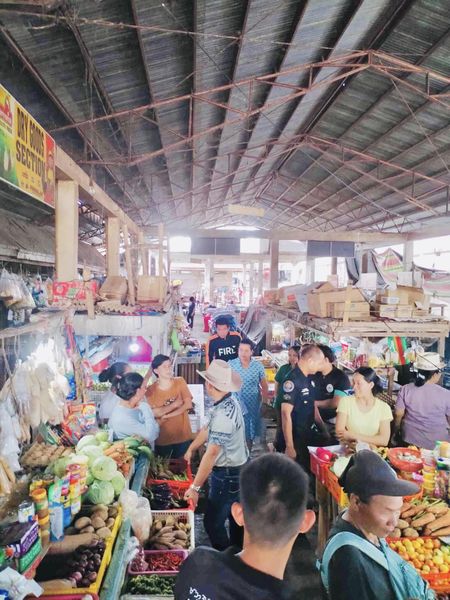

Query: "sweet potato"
<box><xmin>430</xmin><ymin>526</ymin><xmax>450</xmax><ymax>537</ymax></box>
<box><xmin>411</xmin><ymin>512</ymin><xmax>436</xmax><ymax>528</ymax></box>
<box><xmin>402</xmin><ymin>504</ymin><xmax>428</xmax><ymax>519</ymax></box>
<box><xmin>427</xmin><ymin>510</ymin><xmax>450</xmax><ymax>533</ymax></box>
<box><xmin>426</xmin><ymin>503</ymin><xmax>449</xmax><ymax>516</ymax></box>
<box><xmin>397</xmin><ymin>519</ymin><xmax>409</xmax><ymax>530</ymax></box>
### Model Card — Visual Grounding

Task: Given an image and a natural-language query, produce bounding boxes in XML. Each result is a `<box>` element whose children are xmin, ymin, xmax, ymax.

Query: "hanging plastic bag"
<box><xmin>119</xmin><ymin>488</ymin><xmax>139</xmax><ymax>519</ymax></box>
<box><xmin>12</xmin><ymin>277</ymin><xmax>36</xmax><ymax>310</ymax></box>
<box><xmin>0</xmin><ymin>269</ymin><xmax>22</xmax><ymax>308</ymax></box>
<box><xmin>130</xmin><ymin>497</ymin><xmax>153</xmax><ymax>545</ymax></box>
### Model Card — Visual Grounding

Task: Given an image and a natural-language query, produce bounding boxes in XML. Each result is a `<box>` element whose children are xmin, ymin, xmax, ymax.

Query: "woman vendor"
<box><xmin>335</xmin><ymin>367</ymin><xmax>392</xmax><ymax>447</ymax></box>
<box><xmin>109</xmin><ymin>372</ymin><xmax>182</xmax><ymax>444</ymax></box>
<box><xmin>98</xmin><ymin>361</ymin><xmax>131</xmax><ymax>423</ymax></box>
<box><xmin>146</xmin><ymin>354</ymin><xmax>194</xmax><ymax>458</ymax></box>
<box><xmin>394</xmin><ymin>352</ymin><xmax>450</xmax><ymax>450</ymax></box>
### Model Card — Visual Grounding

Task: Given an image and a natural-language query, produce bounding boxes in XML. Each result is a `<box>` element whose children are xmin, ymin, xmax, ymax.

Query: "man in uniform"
<box><xmin>312</xmin><ymin>344</ymin><xmax>352</xmax><ymax>445</ymax></box>
<box><xmin>206</xmin><ymin>315</ymin><xmax>242</xmax><ymax>367</ymax></box>
<box><xmin>281</xmin><ymin>344</ymin><xmax>326</xmax><ymax>471</ymax></box>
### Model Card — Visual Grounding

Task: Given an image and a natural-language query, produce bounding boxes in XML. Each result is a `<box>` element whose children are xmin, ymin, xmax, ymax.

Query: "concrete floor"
<box><xmin>189</xmin><ymin>312</ymin><xmax>323</xmax><ymax>598</ymax></box>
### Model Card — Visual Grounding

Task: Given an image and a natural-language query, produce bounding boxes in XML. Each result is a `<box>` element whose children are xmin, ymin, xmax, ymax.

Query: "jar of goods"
<box><xmin>31</xmin><ymin>488</ymin><xmax>49</xmax><ymax>520</ymax></box>
<box><xmin>18</xmin><ymin>500</ymin><xmax>35</xmax><ymax>523</ymax></box>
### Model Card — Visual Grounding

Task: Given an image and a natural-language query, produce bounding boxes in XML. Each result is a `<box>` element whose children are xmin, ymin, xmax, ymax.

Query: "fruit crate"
<box><xmin>387</xmin><ymin>537</ymin><xmax>450</xmax><ymax>593</ymax></box>
<box><xmin>147</xmin><ymin>510</ymin><xmax>195</xmax><ymax>552</ymax></box>
<box><xmin>39</xmin><ymin>506</ymin><xmax>122</xmax><ymax>596</ymax></box>
<box><xmin>128</xmin><ymin>549</ymin><xmax>188</xmax><ymax>576</ymax></box>
<box><xmin>147</xmin><ymin>459</ymin><xmax>193</xmax><ymax>492</ymax></box>
<box><xmin>325</xmin><ymin>467</ymin><xmax>349</xmax><ymax>507</ymax></box>
<box><xmin>309</xmin><ymin>452</ymin><xmax>331</xmax><ymax>486</ymax></box>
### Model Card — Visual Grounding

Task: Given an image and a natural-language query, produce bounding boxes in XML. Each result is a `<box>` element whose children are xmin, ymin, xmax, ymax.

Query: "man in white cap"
<box><xmin>184</xmin><ymin>359</ymin><xmax>249</xmax><ymax>550</ymax></box>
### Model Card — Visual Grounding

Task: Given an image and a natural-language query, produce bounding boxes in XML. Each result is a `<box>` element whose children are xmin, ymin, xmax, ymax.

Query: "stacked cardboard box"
<box><xmin>307</xmin><ymin>284</ymin><xmax>370</xmax><ymax>319</ymax></box>
<box><xmin>373</xmin><ymin>286</ymin><xmax>429</xmax><ymax>319</ymax></box>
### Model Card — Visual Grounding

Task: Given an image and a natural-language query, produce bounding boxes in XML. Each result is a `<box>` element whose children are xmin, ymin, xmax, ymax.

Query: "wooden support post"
<box><xmin>122</xmin><ymin>223</ymin><xmax>135</xmax><ymax>305</ymax></box>
<box><xmin>82</xmin><ymin>266</ymin><xmax>95</xmax><ymax>320</ymax></box>
<box><xmin>106</xmin><ymin>217</ymin><xmax>120</xmax><ymax>277</ymax></box>
<box><xmin>342</xmin><ymin>284</ymin><xmax>352</xmax><ymax>324</ymax></box>
<box><xmin>258</xmin><ymin>260</ymin><xmax>264</xmax><ymax>296</ymax></box>
<box><xmin>56</xmin><ymin>180</ymin><xmax>79</xmax><ymax>281</ymax></box>
<box><xmin>138</xmin><ymin>232</ymin><xmax>149</xmax><ymax>276</ymax></box>
<box><xmin>269</xmin><ymin>240</ymin><xmax>279</xmax><ymax>289</ymax></box>
<box><xmin>158</xmin><ymin>223</ymin><xmax>164</xmax><ymax>303</ymax></box>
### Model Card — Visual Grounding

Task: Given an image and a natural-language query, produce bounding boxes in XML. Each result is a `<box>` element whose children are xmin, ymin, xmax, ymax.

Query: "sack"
<box><xmin>318</xmin><ymin>531</ymin><xmax>435</xmax><ymax>600</ymax></box>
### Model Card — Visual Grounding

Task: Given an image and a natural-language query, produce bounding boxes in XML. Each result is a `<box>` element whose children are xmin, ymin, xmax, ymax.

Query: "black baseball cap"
<box><xmin>339</xmin><ymin>450</ymin><xmax>419</xmax><ymax>498</ymax></box>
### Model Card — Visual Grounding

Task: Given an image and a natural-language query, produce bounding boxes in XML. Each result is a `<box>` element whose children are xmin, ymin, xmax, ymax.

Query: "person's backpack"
<box><xmin>318</xmin><ymin>531</ymin><xmax>435</xmax><ymax>600</ymax></box>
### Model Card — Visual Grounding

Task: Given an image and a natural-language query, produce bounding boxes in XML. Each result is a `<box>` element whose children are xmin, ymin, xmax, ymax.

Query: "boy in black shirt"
<box><xmin>206</xmin><ymin>316</ymin><xmax>241</xmax><ymax>367</ymax></box>
<box><xmin>175</xmin><ymin>454</ymin><xmax>315</xmax><ymax>600</ymax></box>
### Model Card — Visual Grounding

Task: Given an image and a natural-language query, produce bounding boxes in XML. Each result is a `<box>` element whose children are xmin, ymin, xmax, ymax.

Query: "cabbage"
<box><xmin>67</xmin><ymin>454</ymin><xmax>89</xmax><ymax>467</ymax></box>
<box><xmin>52</xmin><ymin>456</ymin><xmax>71</xmax><ymax>478</ymax></box>
<box><xmin>91</xmin><ymin>456</ymin><xmax>118</xmax><ymax>481</ymax></box>
<box><xmin>95</xmin><ymin>430</ymin><xmax>109</xmax><ymax>443</ymax></box>
<box><xmin>99</xmin><ymin>441</ymin><xmax>111</xmax><ymax>451</ymax></box>
<box><xmin>76</xmin><ymin>435</ymin><xmax>98</xmax><ymax>451</ymax></box>
<box><xmin>111</xmin><ymin>472</ymin><xmax>126</xmax><ymax>496</ymax></box>
<box><xmin>86</xmin><ymin>470</ymin><xmax>94</xmax><ymax>486</ymax></box>
<box><xmin>86</xmin><ymin>480</ymin><xmax>115</xmax><ymax>505</ymax></box>
<box><xmin>79</xmin><ymin>445</ymin><xmax>103</xmax><ymax>466</ymax></box>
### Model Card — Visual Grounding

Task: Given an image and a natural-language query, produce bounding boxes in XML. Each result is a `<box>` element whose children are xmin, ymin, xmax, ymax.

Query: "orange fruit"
<box><xmin>434</xmin><ymin>539</ymin><xmax>441</xmax><ymax>549</ymax></box>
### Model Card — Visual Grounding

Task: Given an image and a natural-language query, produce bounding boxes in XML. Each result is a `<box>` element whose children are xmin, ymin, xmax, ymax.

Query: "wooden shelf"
<box><xmin>0</xmin><ymin>310</ymin><xmax>68</xmax><ymax>340</ymax></box>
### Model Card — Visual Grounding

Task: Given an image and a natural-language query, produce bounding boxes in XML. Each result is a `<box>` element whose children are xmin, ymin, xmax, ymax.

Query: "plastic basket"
<box><xmin>147</xmin><ymin>459</ymin><xmax>193</xmax><ymax>491</ymax></box>
<box><xmin>386</xmin><ymin>537</ymin><xmax>450</xmax><ymax>593</ymax></box>
<box><xmin>40</xmin><ymin>506</ymin><xmax>122</xmax><ymax>596</ymax></box>
<box><xmin>309</xmin><ymin>452</ymin><xmax>331</xmax><ymax>486</ymax></box>
<box><xmin>148</xmin><ymin>510</ymin><xmax>195</xmax><ymax>552</ymax></box>
<box><xmin>38</xmin><ymin>596</ymin><xmax>99</xmax><ymax>600</ymax></box>
<box><xmin>146</xmin><ymin>483</ymin><xmax>195</xmax><ymax>512</ymax></box>
<box><xmin>325</xmin><ymin>467</ymin><xmax>349</xmax><ymax>507</ymax></box>
<box><xmin>128</xmin><ymin>550</ymin><xmax>188</xmax><ymax>576</ymax></box>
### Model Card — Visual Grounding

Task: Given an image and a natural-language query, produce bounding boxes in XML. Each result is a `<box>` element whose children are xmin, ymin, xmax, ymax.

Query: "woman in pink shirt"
<box><xmin>394</xmin><ymin>352</ymin><xmax>450</xmax><ymax>450</ymax></box>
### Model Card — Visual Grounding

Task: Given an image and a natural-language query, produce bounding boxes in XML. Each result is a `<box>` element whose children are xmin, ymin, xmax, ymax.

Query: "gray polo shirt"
<box><xmin>208</xmin><ymin>394</ymin><xmax>249</xmax><ymax>468</ymax></box>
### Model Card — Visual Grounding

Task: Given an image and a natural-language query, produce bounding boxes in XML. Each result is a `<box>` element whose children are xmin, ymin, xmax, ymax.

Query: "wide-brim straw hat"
<box><xmin>197</xmin><ymin>359</ymin><xmax>242</xmax><ymax>393</ymax></box>
<box><xmin>414</xmin><ymin>352</ymin><xmax>445</xmax><ymax>371</ymax></box>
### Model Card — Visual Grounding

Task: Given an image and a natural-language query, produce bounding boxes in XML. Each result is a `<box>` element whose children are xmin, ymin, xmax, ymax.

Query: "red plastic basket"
<box><xmin>128</xmin><ymin>550</ymin><xmax>188</xmax><ymax>576</ymax></box>
<box><xmin>309</xmin><ymin>452</ymin><xmax>331</xmax><ymax>486</ymax></box>
<box><xmin>147</xmin><ymin>458</ymin><xmax>193</xmax><ymax>491</ymax></box>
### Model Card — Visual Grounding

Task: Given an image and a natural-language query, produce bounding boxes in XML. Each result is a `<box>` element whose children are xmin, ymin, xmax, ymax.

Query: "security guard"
<box><xmin>281</xmin><ymin>345</ymin><xmax>325</xmax><ymax>471</ymax></box>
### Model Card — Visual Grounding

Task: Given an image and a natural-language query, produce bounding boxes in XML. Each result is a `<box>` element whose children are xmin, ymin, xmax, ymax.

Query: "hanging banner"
<box><xmin>0</xmin><ymin>84</ymin><xmax>55</xmax><ymax>207</ymax></box>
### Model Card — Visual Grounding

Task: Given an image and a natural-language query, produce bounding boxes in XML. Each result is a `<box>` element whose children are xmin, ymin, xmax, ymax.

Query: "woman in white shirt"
<box><xmin>98</xmin><ymin>362</ymin><xmax>131</xmax><ymax>423</ymax></box>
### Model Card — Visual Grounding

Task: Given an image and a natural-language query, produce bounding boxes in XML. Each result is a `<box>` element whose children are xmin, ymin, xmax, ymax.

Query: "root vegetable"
<box><xmin>108</xmin><ymin>507</ymin><xmax>118</xmax><ymax>518</ymax></box>
<box><xmin>105</xmin><ymin>518</ymin><xmax>115</xmax><ymax>528</ymax></box>
<box><xmin>91</xmin><ymin>516</ymin><xmax>106</xmax><ymax>529</ymax></box>
<box><xmin>75</xmin><ymin>517</ymin><xmax>92</xmax><ymax>531</ymax></box>
<box><xmin>430</xmin><ymin>526</ymin><xmax>450</xmax><ymax>537</ymax></box>
<box><xmin>392</xmin><ymin>528</ymin><xmax>401</xmax><ymax>538</ymax></box>
<box><xmin>397</xmin><ymin>519</ymin><xmax>409</xmax><ymax>530</ymax></box>
<box><xmin>426</xmin><ymin>504</ymin><xmax>449</xmax><ymax>515</ymax></box>
<box><xmin>426</xmin><ymin>510</ymin><xmax>450</xmax><ymax>533</ymax></box>
<box><xmin>411</xmin><ymin>513</ymin><xmax>435</xmax><ymax>528</ymax></box>
<box><xmin>402</xmin><ymin>504</ymin><xmax>427</xmax><ymax>519</ymax></box>
<box><xmin>80</xmin><ymin>526</ymin><xmax>95</xmax><ymax>534</ymax></box>
<box><xmin>96</xmin><ymin>527</ymin><xmax>112</xmax><ymax>539</ymax></box>
<box><xmin>403</xmin><ymin>528</ymin><xmax>419</xmax><ymax>538</ymax></box>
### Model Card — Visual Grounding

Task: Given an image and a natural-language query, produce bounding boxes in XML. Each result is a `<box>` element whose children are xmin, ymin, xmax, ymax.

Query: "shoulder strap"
<box><xmin>319</xmin><ymin>531</ymin><xmax>388</xmax><ymax>592</ymax></box>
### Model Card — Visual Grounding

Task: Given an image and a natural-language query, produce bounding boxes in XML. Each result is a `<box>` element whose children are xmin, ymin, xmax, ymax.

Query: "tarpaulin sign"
<box><xmin>0</xmin><ymin>84</ymin><xmax>55</xmax><ymax>207</ymax></box>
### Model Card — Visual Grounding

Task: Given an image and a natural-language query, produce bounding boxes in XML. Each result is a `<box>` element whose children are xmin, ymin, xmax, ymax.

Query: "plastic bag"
<box><xmin>11</xmin><ymin>277</ymin><xmax>35</xmax><ymax>310</ymax></box>
<box><xmin>0</xmin><ymin>566</ymin><xmax>43</xmax><ymax>599</ymax></box>
<box><xmin>0</xmin><ymin>269</ymin><xmax>22</xmax><ymax>308</ymax></box>
<box><xmin>119</xmin><ymin>489</ymin><xmax>140</xmax><ymax>519</ymax></box>
<box><xmin>130</xmin><ymin>497</ymin><xmax>152</xmax><ymax>545</ymax></box>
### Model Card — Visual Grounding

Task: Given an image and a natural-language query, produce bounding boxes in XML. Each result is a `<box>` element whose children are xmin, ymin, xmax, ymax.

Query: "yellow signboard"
<box><xmin>0</xmin><ymin>84</ymin><xmax>55</xmax><ymax>207</ymax></box>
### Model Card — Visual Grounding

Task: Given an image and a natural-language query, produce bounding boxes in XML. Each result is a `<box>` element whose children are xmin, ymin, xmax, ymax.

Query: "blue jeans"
<box><xmin>204</xmin><ymin>468</ymin><xmax>243</xmax><ymax>551</ymax></box>
<box><xmin>154</xmin><ymin>440</ymin><xmax>191</xmax><ymax>459</ymax></box>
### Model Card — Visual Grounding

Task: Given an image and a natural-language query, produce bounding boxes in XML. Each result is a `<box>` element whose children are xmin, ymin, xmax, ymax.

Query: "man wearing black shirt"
<box><xmin>312</xmin><ymin>345</ymin><xmax>351</xmax><ymax>445</ymax></box>
<box><xmin>206</xmin><ymin>316</ymin><xmax>241</xmax><ymax>367</ymax></box>
<box><xmin>281</xmin><ymin>344</ymin><xmax>325</xmax><ymax>471</ymax></box>
<box><xmin>175</xmin><ymin>454</ymin><xmax>315</xmax><ymax>600</ymax></box>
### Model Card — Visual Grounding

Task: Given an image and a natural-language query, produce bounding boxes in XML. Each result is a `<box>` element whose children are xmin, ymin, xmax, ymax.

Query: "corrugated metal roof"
<box><xmin>0</xmin><ymin>0</ymin><xmax>449</xmax><ymax>236</ymax></box>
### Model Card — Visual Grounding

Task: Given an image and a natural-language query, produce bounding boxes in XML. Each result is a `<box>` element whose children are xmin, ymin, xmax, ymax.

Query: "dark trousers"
<box><xmin>155</xmin><ymin>440</ymin><xmax>191</xmax><ymax>459</ymax></box>
<box><xmin>204</xmin><ymin>468</ymin><xmax>243</xmax><ymax>551</ymax></box>
<box><xmin>187</xmin><ymin>313</ymin><xmax>194</xmax><ymax>328</ymax></box>
<box><xmin>274</xmin><ymin>405</ymin><xmax>286</xmax><ymax>452</ymax></box>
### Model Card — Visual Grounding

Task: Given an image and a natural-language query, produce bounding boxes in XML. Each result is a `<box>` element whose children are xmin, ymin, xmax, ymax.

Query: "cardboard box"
<box><xmin>308</xmin><ymin>284</ymin><xmax>365</xmax><ymax>317</ymax></box>
<box><xmin>328</xmin><ymin>302</ymin><xmax>370</xmax><ymax>319</ymax></box>
<box><xmin>373</xmin><ymin>303</ymin><xmax>397</xmax><ymax>318</ymax></box>
<box><xmin>263</xmin><ymin>288</ymin><xmax>279</xmax><ymax>305</ymax></box>
<box><xmin>377</xmin><ymin>287</ymin><xmax>409</xmax><ymax>305</ymax></box>
<box><xmin>378</xmin><ymin>296</ymin><xmax>400</xmax><ymax>305</ymax></box>
<box><xmin>399</xmin><ymin>286</ymin><xmax>430</xmax><ymax>311</ymax></box>
<box><xmin>395</xmin><ymin>305</ymin><xmax>413</xmax><ymax>318</ymax></box>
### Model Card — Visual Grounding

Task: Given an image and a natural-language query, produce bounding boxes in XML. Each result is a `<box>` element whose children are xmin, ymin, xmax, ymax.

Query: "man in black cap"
<box><xmin>319</xmin><ymin>450</ymin><xmax>435</xmax><ymax>600</ymax></box>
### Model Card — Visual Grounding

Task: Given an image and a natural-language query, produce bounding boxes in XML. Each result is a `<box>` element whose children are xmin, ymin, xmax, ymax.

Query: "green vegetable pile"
<box><xmin>127</xmin><ymin>575</ymin><xmax>176</xmax><ymax>595</ymax></box>
<box><xmin>149</xmin><ymin>456</ymin><xmax>189</xmax><ymax>481</ymax></box>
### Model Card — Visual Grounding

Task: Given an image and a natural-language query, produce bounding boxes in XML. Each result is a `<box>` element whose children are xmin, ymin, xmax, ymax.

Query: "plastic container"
<box><xmin>148</xmin><ymin>510</ymin><xmax>195</xmax><ymax>552</ymax></box>
<box><xmin>309</xmin><ymin>452</ymin><xmax>331</xmax><ymax>486</ymax></box>
<box><xmin>147</xmin><ymin>459</ymin><xmax>193</xmax><ymax>493</ymax></box>
<box><xmin>388</xmin><ymin>447</ymin><xmax>423</xmax><ymax>473</ymax></box>
<box><xmin>325</xmin><ymin>467</ymin><xmax>349</xmax><ymax>507</ymax></box>
<box><xmin>128</xmin><ymin>550</ymin><xmax>188</xmax><ymax>576</ymax></box>
<box><xmin>31</xmin><ymin>488</ymin><xmax>49</xmax><ymax>520</ymax></box>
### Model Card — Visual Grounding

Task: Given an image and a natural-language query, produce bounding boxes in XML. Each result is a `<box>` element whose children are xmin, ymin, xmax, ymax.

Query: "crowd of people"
<box><xmin>97</xmin><ymin>314</ymin><xmax>450</xmax><ymax>599</ymax></box>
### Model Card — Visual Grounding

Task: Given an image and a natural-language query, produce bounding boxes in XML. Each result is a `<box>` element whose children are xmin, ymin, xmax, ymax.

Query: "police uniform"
<box><xmin>281</xmin><ymin>366</ymin><xmax>316</xmax><ymax>471</ymax></box>
<box><xmin>311</xmin><ymin>367</ymin><xmax>351</xmax><ymax>445</ymax></box>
